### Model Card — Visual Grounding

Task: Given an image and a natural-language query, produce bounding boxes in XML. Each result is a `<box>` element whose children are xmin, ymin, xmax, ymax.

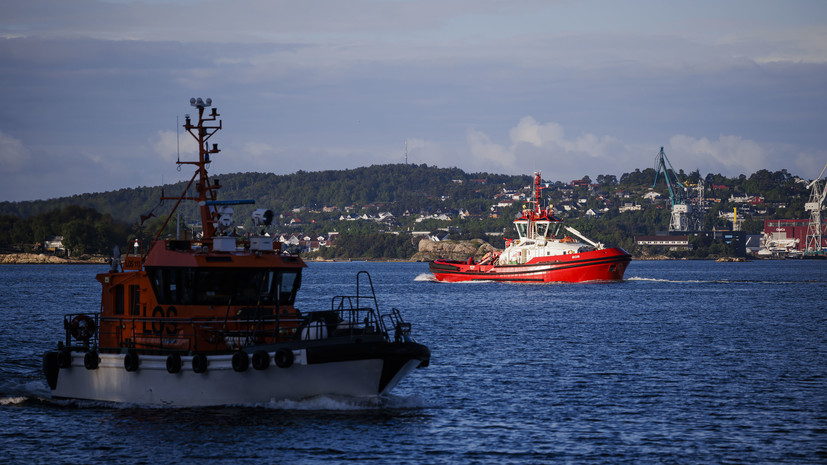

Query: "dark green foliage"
<box><xmin>0</xmin><ymin>205</ymin><xmax>131</xmax><ymax>256</ymax></box>
<box><xmin>0</xmin><ymin>164</ymin><xmax>811</xmax><ymax>259</ymax></box>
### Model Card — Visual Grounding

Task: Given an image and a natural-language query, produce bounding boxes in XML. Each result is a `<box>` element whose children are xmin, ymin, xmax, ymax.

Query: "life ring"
<box><xmin>166</xmin><ymin>353</ymin><xmax>182</xmax><ymax>374</ymax></box>
<box><xmin>84</xmin><ymin>350</ymin><xmax>99</xmax><ymax>370</ymax></box>
<box><xmin>252</xmin><ymin>350</ymin><xmax>270</xmax><ymax>370</ymax></box>
<box><xmin>192</xmin><ymin>353</ymin><xmax>209</xmax><ymax>373</ymax></box>
<box><xmin>70</xmin><ymin>314</ymin><xmax>97</xmax><ymax>341</ymax></box>
<box><xmin>275</xmin><ymin>348</ymin><xmax>294</xmax><ymax>368</ymax></box>
<box><xmin>232</xmin><ymin>350</ymin><xmax>249</xmax><ymax>372</ymax></box>
<box><xmin>124</xmin><ymin>350</ymin><xmax>140</xmax><ymax>372</ymax></box>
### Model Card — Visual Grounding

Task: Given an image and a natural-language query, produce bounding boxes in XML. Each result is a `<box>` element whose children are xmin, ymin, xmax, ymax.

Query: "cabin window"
<box><xmin>279</xmin><ymin>270</ymin><xmax>300</xmax><ymax>305</ymax></box>
<box><xmin>114</xmin><ymin>284</ymin><xmax>125</xmax><ymax>315</ymax></box>
<box><xmin>150</xmin><ymin>267</ymin><xmax>195</xmax><ymax>305</ymax></box>
<box><xmin>515</xmin><ymin>221</ymin><xmax>528</xmax><ymax>239</ymax></box>
<box><xmin>148</xmin><ymin>267</ymin><xmax>301</xmax><ymax>306</ymax></box>
<box><xmin>536</xmin><ymin>222</ymin><xmax>549</xmax><ymax>238</ymax></box>
<box><xmin>129</xmin><ymin>285</ymin><xmax>140</xmax><ymax>315</ymax></box>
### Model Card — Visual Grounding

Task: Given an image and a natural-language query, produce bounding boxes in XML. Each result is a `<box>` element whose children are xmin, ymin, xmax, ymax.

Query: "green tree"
<box><xmin>62</xmin><ymin>220</ymin><xmax>97</xmax><ymax>256</ymax></box>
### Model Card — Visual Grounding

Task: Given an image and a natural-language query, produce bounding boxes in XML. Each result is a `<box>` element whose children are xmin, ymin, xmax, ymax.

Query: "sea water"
<box><xmin>1</xmin><ymin>260</ymin><xmax>825</xmax><ymax>464</ymax></box>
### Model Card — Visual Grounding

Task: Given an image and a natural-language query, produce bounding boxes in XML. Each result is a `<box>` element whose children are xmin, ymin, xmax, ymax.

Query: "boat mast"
<box><xmin>151</xmin><ymin>98</ymin><xmax>223</xmax><ymax>243</ymax></box>
<box><xmin>534</xmin><ymin>172</ymin><xmax>542</xmax><ymax>216</ymax></box>
<box><xmin>182</xmin><ymin>98</ymin><xmax>222</xmax><ymax>240</ymax></box>
<box><xmin>156</xmin><ymin>98</ymin><xmax>221</xmax><ymax>239</ymax></box>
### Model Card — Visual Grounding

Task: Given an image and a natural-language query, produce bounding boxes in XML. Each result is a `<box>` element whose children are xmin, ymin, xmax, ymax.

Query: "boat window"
<box><xmin>515</xmin><ymin>221</ymin><xmax>528</xmax><ymax>239</ymax></box>
<box><xmin>279</xmin><ymin>270</ymin><xmax>301</xmax><ymax>305</ymax></box>
<box><xmin>114</xmin><ymin>284</ymin><xmax>124</xmax><ymax>315</ymax></box>
<box><xmin>536</xmin><ymin>222</ymin><xmax>549</xmax><ymax>238</ymax></box>
<box><xmin>150</xmin><ymin>267</ymin><xmax>195</xmax><ymax>305</ymax></box>
<box><xmin>129</xmin><ymin>285</ymin><xmax>140</xmax><ymax>315</ymax></box>
<box><xmin>553</xmin><ymin>224</ymin><xmax>562</xmax><ymax>237</ymax></box>
<box><xmin>149</xmin><ymin>267</ymin><xmax>299</xmax><ymax>306</ymax></box>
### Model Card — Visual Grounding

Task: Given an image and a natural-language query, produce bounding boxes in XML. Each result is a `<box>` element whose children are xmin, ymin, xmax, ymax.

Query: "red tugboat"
<box><xmin>430</xmin><ymin>172</ymin><xmax>631</xmax><ymax>283</ymax></box>
<box><xmin>42</xmin><ymin>98</ymin><xmax>429</xmax><ymax>406</ymax></box>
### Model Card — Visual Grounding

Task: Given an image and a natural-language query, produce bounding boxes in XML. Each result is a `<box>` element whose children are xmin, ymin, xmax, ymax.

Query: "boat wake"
<box><xmin>5</xmin><ymin>392</ymin><xmax>429</xmax><ymax>411</ymax></box>
<box><xmin>626</xmin><ymin>277</ymin><xmax>706</xmax><ymax>283</ymax></box>
<box><xmin>0</xmin><ymin>396</ymin><xmax>29</xmax><ymax>406</ymax></box>
<box><xmin>414</xmin><ymin>273</ymin><xmax>438</xmax><ymax>282</ymax></box>
<box><xmin>626</xmin><ymin>276</ymin><xmax>826</xmax><ymax>285</ymax></box>
<box><xmin>261</xmin><ymin>393</ymin><xmax>428</xmax><ymax>411</ymax></box>
<box><xmin>415</xmin><ymin>273</ymin><xmax>492</xmax><ymax>284</ymax></box>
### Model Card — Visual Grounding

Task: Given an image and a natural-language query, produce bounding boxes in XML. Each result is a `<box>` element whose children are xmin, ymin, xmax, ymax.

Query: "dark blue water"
<box><xmin>1</xmin><ymin>260</ymin><xmax>825</xmax><ymax>464</ymax></box>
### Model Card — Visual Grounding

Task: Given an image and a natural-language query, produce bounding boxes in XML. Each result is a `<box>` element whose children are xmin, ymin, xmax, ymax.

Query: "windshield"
<box><xmin>535</xmin><ymin>221</ymin><xmax>549</xmax><ymax>238</ymax></box>
<box><xmin>148</xmin><ymin>267</ymin><xmax>302</xmax><ymax>306</ymax></box>
<box><xmin>515</xmin><ymin>221</ymin><xmax>528</xmax><ymax>239</ymax></box>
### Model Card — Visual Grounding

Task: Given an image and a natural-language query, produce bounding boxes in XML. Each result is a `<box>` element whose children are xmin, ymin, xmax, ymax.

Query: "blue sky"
<box><xmin>1</xmin><ymin>0</ymin><xmax>826</xmax><ymax>201</ymax></box>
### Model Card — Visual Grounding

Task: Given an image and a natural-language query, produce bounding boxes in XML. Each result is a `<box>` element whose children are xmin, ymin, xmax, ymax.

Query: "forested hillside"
<box><xmin>0</xmin><ymin>163</ymin><xmax>812</xmax><ymax>259</ymax></box>
<box><xmin>0</xmin><ymin>164</ymin><xmax>529</xmax><ymax>224</ymax></box>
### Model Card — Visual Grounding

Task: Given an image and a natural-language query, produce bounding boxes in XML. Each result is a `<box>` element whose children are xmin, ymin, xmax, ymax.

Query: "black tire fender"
<box><xmin>275</xmin><ymin>348</ymin><xmax>294</xmax><ymax>368</ymax></box>
<box><xmin>84</xmin><ymin>350</ymin><xmax>99</xmax><ymax>370</ymax></box>
<box><xmin>166</xmin><ymin>353</ymin><xmax>182</xmax><ymax>374</ymax></box>
<box><xmin>192</xmin><ymin>353</ymin><xmax>208</xmax><ymax>373</ymax></box>
<box><xmin>56</xmin><ymin>348</ymin><xmax>73</xmax><ymax>369</ymax></box>
<box><xmin>232</xmin><ymin>350</ymin><xmax>249</xmax><ymax>372</ymax></box>
<box><xmin>42</xmin><ymin>351</ymin><xmax>59</xmax><ymax>390</ymax></box>
<box><xmin>124</xmin><ymin>350</ymin><xmax>140</xmax><ymax>372</ymax></box>
<box><xmin>252</xmin><ymin>350</ymin><xmax>270</xmax><ymax>370</ymax></box>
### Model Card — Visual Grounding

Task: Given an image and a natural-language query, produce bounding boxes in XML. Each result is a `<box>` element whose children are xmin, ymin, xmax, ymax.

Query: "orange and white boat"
<box><xmin>42</xmin><ymin>99</ymin><xmax>429</xmax><ymax>406</ymax></box>
<box><xmin>430</xmin><ymin>172</ymin><xmax>631</xmax><ymax>283</ymax></box>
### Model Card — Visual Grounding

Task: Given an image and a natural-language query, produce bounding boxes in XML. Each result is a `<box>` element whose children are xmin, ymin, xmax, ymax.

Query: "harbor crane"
<box><xmin>653</xmin><ymin>147</ymin><xmax>701</xmax><ymax>231</ymax></box>
<box><xmin>804</xmin><ymin>162</ymin><xmax>827</xmax><ymax>256</ymax></box>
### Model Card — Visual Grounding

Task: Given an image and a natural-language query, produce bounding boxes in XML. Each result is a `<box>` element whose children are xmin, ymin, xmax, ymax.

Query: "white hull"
<box><xmin>51</xmin><ymin>351</ymin><xmax>420</xmax><ymax>407</ymax></box>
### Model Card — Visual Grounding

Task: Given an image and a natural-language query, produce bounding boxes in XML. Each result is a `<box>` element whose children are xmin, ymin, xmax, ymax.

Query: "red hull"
<box><xmin>429</xmin><ymin>247</ymin><xmax>631</xmax><ymax>283</ymax></box>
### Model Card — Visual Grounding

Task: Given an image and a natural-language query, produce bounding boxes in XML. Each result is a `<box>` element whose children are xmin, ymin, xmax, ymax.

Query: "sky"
<box><xmin>1</xmin><ymin>0</ymin><xmax>826</xmax><ymax>202</ymax></box>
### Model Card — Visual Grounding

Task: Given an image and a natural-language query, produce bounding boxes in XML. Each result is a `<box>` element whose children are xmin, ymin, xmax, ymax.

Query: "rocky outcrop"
<box><xmin>0</xmin><ymin>253</ymin><xmax>107</xmax><ymax>264</ymax></box>
<box><xmin>411</xmin><ymin>239</ymin><xmax>499</xmax><ymax>262</ymax></box>
<box><xmin>715</xmin><ymin>256</ymin><xmax>749</xmax><ymax>262</ymax></box>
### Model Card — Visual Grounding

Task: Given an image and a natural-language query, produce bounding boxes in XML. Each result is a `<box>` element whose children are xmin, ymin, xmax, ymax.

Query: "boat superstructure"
<box><xmin>42</xmin><ymin>99</ymin><xmax>429</xmax><ymax>406</ymax></box>
<box><xmin>430</xmin><ymin>172</ymin><xmax>631</xmax><ymax>282</ymax></box>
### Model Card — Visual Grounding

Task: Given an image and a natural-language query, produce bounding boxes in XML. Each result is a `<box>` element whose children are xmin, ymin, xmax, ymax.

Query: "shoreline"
<box><xmin>0</xmin><ymin>253</ymin><xmax>107</xmax><ymax>265</ymax></box>
<box><xmin>2</xmin><ymin>252</ymin><xmax>761</xmax><ymax>264</ymax></box>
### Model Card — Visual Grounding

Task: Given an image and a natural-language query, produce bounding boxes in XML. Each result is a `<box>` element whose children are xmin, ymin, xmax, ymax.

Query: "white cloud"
<box><xmin>1</xmin><ymin>1</ymin><xmax>826</xmax><ymax>202</ymax></box>
<box><xmin>467</xmin><ymin>128</ymin><xmax>514</xmax><ymax>170</ymax></box>
<box><xmin>0</xmin><ymin>131</ymin><xmax>30</xmax><ymax>173</ymax></box>
<box><xmin>461</xmin><ymin>117</ymin><xmax>631</xmax><ymax>178</ymax></box>
<box><xmin>666</xmin><ymin>134</ymin><xmax>827</xmax><ymax>180</ymax></box>
<box><xmin>152</xmin><ymin>130</ymin><xmax>198</xmax><ymax>163</ymax></box>
<box><xmin>457</xmin><ymin>117</ymin><xmax>827</xmax><ymax>182</ymax></box>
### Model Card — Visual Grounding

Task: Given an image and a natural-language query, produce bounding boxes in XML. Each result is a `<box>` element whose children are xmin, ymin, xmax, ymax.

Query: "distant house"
<box><xmin>495</xmin><ymin>200</ymin><xmax>515</xmax><ymax>208</ymax></box>
<box><xmin>429</xmin><ymin>231</ymin><xmax>451</xmax><ymax>241</ymax></box>
<box><xmin>635</xmin><ymin>235</ymin><xmax>691</xmax><ymax>251</ymax></box>
<box><xmin>416</xmin><ymin>213</ymin><xmax>452</xmax><ymax>223</ymax></box>
<box><xmin>619</xmin><ymin>203</ymin><xmax>641</xmax><ymax>213</ymax></box>
<box><xmin>44</xmin><ymin>236</ymin><xmax>64</xmax><ymax>254</ymax></box>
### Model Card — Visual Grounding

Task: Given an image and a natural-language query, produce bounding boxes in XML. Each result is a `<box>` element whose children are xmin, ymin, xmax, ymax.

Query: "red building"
<box><xmin>764</xmin><ymin>219</ymin><xmax>827</xmax><ymax>251</ymax></box>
